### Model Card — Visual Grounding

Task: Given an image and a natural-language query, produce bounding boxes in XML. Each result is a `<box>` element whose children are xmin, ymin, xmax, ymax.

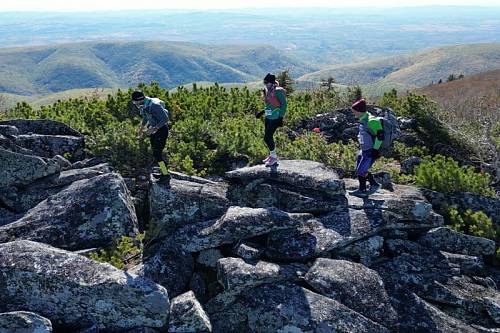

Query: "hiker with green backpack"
<box><xmin>255</xmin><ymin>73</ymin><xmax>287</xmax><ymax>167</ymax></box>
<box><xmin>349</xmin><ymin>98</ymin><xmax>400</xmax><ymax>197</ymax></box>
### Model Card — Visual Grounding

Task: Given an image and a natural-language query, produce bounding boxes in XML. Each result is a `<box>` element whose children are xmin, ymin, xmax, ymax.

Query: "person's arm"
<box><xmin>276</xmin><ymin>90</ymin><xmax>287</xmax><ymax>118</ymax></box>
<box><xmin>368</xmin><ymin>118</ymin><xmax>384</xmax><ymax>150</ymax></box>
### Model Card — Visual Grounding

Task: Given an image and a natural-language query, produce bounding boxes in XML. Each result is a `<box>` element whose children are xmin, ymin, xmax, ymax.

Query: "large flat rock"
<box><xmin>210</xmin><ymin>282</ymin><xmax>389</xmax><ymax>333</ymax></box>
<box><xmin>0</xmin><ymin>173</ymin><xmax>138</xmax><ymax>250</ymax></box>
<box><xmin>0</xmin><ymin>311</ymin><xmax>53</xmax><ymax>333</ymax></box>
<box><xmin>0</xmin><ymin>148</ymin><xmax>60</xmax><ymax>187</ymax></box>
<box><xmin>149</xmin><ymin>178</ymin><xmax>229</xmax><ymax>238</ymax></box>
<box><xmin>170</xmin><ymin>206</ymin><xmax>311</xmax><ymax>253</ymax></box>
<box><xmin>225</xmin><ymin>160</ymin><xmax>345</xmax><ymax>197</ymax></box>
<box><xmin>0</xmin><ymin>163</ymin><xmax>112</xmax><ymax>213</ymax></box>
<box><xmin>266</xmin><ymin>207</ymin><xmax>443</xmax><ymax>261</ymax></box>
<box><xmin>305</xmin><ymin>258</ymin><xmax>398</xmax><ymax>328</ymax></box>
<box><xmin>0</xmin><ymin>240</ymin><xmax>169</xmax><ymax>332</ymax></box>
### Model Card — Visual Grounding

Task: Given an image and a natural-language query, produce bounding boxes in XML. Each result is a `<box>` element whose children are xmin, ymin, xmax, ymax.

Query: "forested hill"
<box><xmin>0</xmin><ymin>41</ymin><xmax>314</xmax><ymax>95</ymax></box>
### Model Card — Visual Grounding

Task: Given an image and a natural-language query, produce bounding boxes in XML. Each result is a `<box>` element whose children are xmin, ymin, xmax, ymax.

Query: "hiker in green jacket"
<box><xmin>349</xmin><ymin>98</ymin><xmax>383</xmax><ymax>197</ymax></box>
<box><xmin>255</xmin><ymin>73</ymin><xmax>287</xmax><ymax>167</ymax></box>
<box><xmin>132</xmin><ymin>90</ymin><xmax>171</xmax><ymax>187</ymax></box>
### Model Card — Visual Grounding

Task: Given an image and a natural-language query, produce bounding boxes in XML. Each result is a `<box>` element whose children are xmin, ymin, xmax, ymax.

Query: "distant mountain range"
<box><xmin>0</xmin><ymin>41</ymin><xmax>314</xmax><ymax>95</ymax></box>
<box><xmin>1</xmin><ymin>7</ymin><xmax>499</xmax><ymax>65</ymax></box>
<box><xmin>298</xmin><ymin>43</ymin><xmax>500</xmax><ymax>95</ymax></box>
<box><xmin>0</xmin><ymin>41</ymin><xmax>499</xmax><ymax>102</ymax></box>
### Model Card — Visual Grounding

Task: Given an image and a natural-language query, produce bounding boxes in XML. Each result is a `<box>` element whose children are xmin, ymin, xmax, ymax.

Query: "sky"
<box><xmin>0</xmin><ymin>0</ymin><xmax>499</xmax><ymax>11</ymax></box>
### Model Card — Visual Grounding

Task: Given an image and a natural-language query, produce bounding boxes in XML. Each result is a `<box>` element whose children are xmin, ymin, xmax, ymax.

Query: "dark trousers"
<box><xmin>356</xmin><ymin>150</ymin><xmax>376</xmax><ymax>177</ymax></box>
<box><xmin>264</xmin><ymin>118</ymin><xmax>282</xmax><ymax>151</ymax></box>
<box><xmin>150</xmin><ymin>125</ymin><xmax>169</xmax><ymax>164</ymax></box>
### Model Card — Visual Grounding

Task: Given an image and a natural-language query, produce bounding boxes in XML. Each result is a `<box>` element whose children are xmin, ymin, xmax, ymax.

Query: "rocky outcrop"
<box><xmin>305</xmin><ymin>258</ymin><xmax>398</xmax><ymax>327</ymax></box>
<box><xmin>0</xmin><ymin>148</ymin><xmax>60</xmax><ymax>187</ymax></box>
<box><xmin>210</xmin><ymin>282</ymin><xmax>389</xmax><ymax>333</ymax></box>
<box><xmin>0</xmin><ymin>240</ymin><xmax>169</xmax><ymax>332</ymax></box>
<box><xmin>0</xmin><ymin>163</ymin><xmax>112</xmax><ymax>213</ymax></box>
<box><xmin>0</xmin><ymin>173</ymin><xmax>138</xmax><ymax>250</ymax></box>
<box><xmin>131</xmin><ymin>243</ymin><xmax>194</xmax><ymax>298</ymax></box>
<box><xmin>0</xmin><ymin>119</ymin><xmax>84</xmax><ymax>161</ymax></box>
<box><xmin>170</xmin><ymin>206</ymin><xmax>311</xmax><ymax>253</ymax></box>
<box><xmin>422</xmin><ymin>189</ymin><xmax>500</xmax><ymax>224</ymax></box>
<box><xmin>0</xmin><ymin>311</ymin><xmax>53</xmax><ymax>333</ymax></box>
<box><xmin>149</xmin><ymin>177</ymin><xmax>229</xmax><ymax>238</ymax></box>
<box><xmin>169</xmin><ymin>291</ymin><xmax>212</xmax><ymax>333</ymax></box>
<box><xmin>419</xmin><ymin>227</ymin><xmax>496</xmax><ymax>257</ymax></box>
<box><xmin>0</xmin><ymin>116</ymin><xmax>497</xmax><ymax>333</ymax></box>
<box><xmin>226</xmin><ymin>160</ymin><xmax>345</xmax><ymax>197</ymax></box>
<box><xmin>216</xmin><ymin>257</ymin><xmax>308</xmax><ymax>292</ymax></box>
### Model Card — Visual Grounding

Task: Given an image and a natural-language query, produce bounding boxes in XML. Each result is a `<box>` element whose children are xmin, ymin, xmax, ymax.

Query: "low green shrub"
<box><xmin>88</xmin><ymin>233</ymin><xmax>144</xmax><ymax>269</ymax></box>
<box><xmin>415</xmin><ymin>155</ymin><xmax>495</xmax><ymax>196</ymax></box>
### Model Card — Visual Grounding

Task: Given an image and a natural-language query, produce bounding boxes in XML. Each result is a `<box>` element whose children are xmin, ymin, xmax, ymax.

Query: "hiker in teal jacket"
<box><xmin>350</xmin><ymin>98</ymin><xmax>383</xmax><ymax>197</ymax></box>
<box><xmin>255</xmin><ymin>73</ymin><xmax>287</xmax><ymax>167</ymax></box>
<box><xmin>132</xmin><ymin>90</ymin><xmax>171</xmax><ymax>186</ymax></box>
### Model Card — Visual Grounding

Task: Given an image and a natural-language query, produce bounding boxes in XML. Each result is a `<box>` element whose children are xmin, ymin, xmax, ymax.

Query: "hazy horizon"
<box><xmin>1</xmin><ymin>0</ymin><xmax>500</xmax><ymax>12</ymax></box>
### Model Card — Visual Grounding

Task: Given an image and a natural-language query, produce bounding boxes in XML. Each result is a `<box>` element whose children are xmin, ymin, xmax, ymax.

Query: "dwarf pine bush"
<box><xmin>415</xmin><ymin>155</ymin><xmax>495</xmax><ymax>196</ymax></box>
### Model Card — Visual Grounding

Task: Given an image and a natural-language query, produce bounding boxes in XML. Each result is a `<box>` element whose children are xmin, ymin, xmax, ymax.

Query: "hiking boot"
<box><xmin>262</xmin><ymin>155</ymin><xmax>271</xmax><ymax>163</ymax></box>
<box><xmin>157</xmin><ymin>174</ymin><xmax>171</xmax><ymax>187</ymax></box>
<box><xmin>349</xmin><ymin>189</ymin><xmax>369</xmax><ymax>198</ymax></box>
<box><xmin>366</xmin><ymin>173</ymin><xmax>381</xmax><ymax>192</ymax></box>
<box><xmin>265</xmin><ymin>156</ymin><xmax>278</xmax><ymax>167</ymax></box>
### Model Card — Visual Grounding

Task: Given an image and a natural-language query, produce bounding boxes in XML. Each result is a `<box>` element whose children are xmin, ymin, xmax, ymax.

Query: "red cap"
<box><xmin>351</xmin><ymin>99</ymin><xmax>367</xmax><ymax>113</ymax></box>
<box><xmin>313</xmin><ymin>127</ymin><xmax>321</xmax><ymax>133</ymax></box>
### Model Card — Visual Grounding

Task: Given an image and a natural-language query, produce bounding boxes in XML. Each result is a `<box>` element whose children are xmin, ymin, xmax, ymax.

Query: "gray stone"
<box><xmin>0</xmin><ymin>311</ymin><xmax>53</xmax><ymax>333</ymax></box>
<box><xmin>401</xmin><ymin>156</ymin><xmax>422</xmax><ymax>174</ymax></box>
<box><xmin>0</xmin><ymin>148</ymin><xmax>60</xmax><ymax>187</ymax></box>
<box><xmin>233</xmin><ymin>241</ymin><xmax>264</xmax><ymax>260</ymax></box>
<box><xmin>419</xmin><ymin>227</ymin><xmax>496</xmax><ymax>257</ymax></box>
<box><xmin>0</xmin><ymin>163</ymin><xmax>112</xmax><ymax>213</ymax></box>
<box><xmin>422</xmin><ymin>189</ymin><xmax>500</xmax><ymax>225</ymax></box>
<box><xmin>304</xmin><ymin>258</ymin><xmax>398</xmax><ymax>327</ymax></box>
<box><xmin>216</xmin><ymin>257</ymin><xmax>308</xmax><ymax>292</ymax></box>
<box><xmin>0</xmin><ymin>119</ymin><xmax>82</xmax><ymax>137</ymax></box>
<box><xmin>227</xmin><ymin>179</ymin><xmax>347</xmax><ymax>214</ymax></box>
<box><xmin>197</xmin><ymin>249</ymin><xmax>224</xmax><ymax>269</ymax></box>
<box><xmin>149</xmin><ymin>178</ymin><xmax>230</xmax><ymax>238</ymax></box>
<box><xmin>385</xmin><ymin>239</ymin><xmax>428</xmax><ymax>256</ymax></box>
<box><xmin>266</xmin><ymin>205</ymin><xmax>441</xmax><ymax>261</ymax></box>
<box><xmin>0</xmin><ymin>125</ymin><xmax>19</xmax><ymax>137</ymax></box>
<box><xmin>0</xmin><ymin>240</ymin><xmax>169</xmax><ymax>332</ymax></box>
<box><xmin>131</xmin><ymin>243</ymin><xmax>194</xmax><ymax>298</ymax></box>
<box><xmin>210</xmin><ymin>282</ymin><xmax>389</xmax><ymax>333</ymax></box>
<box><xmin>345</xmin><ymin>180</ymin><xmax>434</xmax><ymax>221</ymax></box>
<box><xmin>13</xmin><ymin>134</ymin><xmax>84</xmax><ymax>161</ymax></box>
<box><xmin>0</xmin><ymin>173</ymin><xmax>138</xmax><ymax>250</ymax></box>
<box><xmin>170</xmin><ymin>206</ymin><xmax>312</xmax><ymax>253</ymax></box>
<box><xmin>169</xmin><ymin>291</ymin><xmax>212</xmax><ymax>333</ymax></box>
<box><xmin>398</xmin><ymin>117</ymin><xmax>418</xmax><ymax>130</ymax></box>
<box><xmin>484</xmin><ymin>297</ymin><xmax>500</xmax><ymax>324</ymax></box>
<box><xmin>334</xmin><ymin>235</ymin><xmax>384</xmax><ymax>265</ymax></box>
<box><xmin>389</xmin><ymin>288</ymin><xmax>481</xmax><ymax>333</ymax></box>
<box><xmin>374</xmin><ymin>250</ymin><xmax>500</xmax><ymax>329</ymax></box>
<box><xmin>225</xmin><ymin>159</ymin><xmax>345</xmax><ymax>197</ymax></box>
<box><xmin>50</xmin><ymin>154</ymin><xmax>72</xmax><ymax>170</ymax></box>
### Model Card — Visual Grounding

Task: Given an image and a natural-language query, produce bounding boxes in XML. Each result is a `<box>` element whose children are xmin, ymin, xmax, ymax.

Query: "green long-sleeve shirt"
<box><xmin>265</xmin><ymin>89</ymin><xmax>287</xmax><ymax>120</ymax></box>
<box><xmin>358</xmin><ymin>112</ymin><xmax>383</xmax><ymax>150</ymax></box>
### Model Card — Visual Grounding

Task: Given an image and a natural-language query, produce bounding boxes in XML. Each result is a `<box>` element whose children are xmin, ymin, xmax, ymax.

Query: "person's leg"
<box><xmin>350</xmin><ymin>151</ymin><xmax>373</xmax><ymax>195</ymax></box>
<box><xmin>264</xmin><ymin>119</ymin><xmax>280</xmax><ymax>165</ymax></box>
<box><xmin>366</xmin><ymin>155</ymin><xmax>381</xmax><ymax>190</ymax></box>
<box><xmin>150</xmin><ymin>126</ymin><xmax>170</xmax><ymax>184</ymax></box>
